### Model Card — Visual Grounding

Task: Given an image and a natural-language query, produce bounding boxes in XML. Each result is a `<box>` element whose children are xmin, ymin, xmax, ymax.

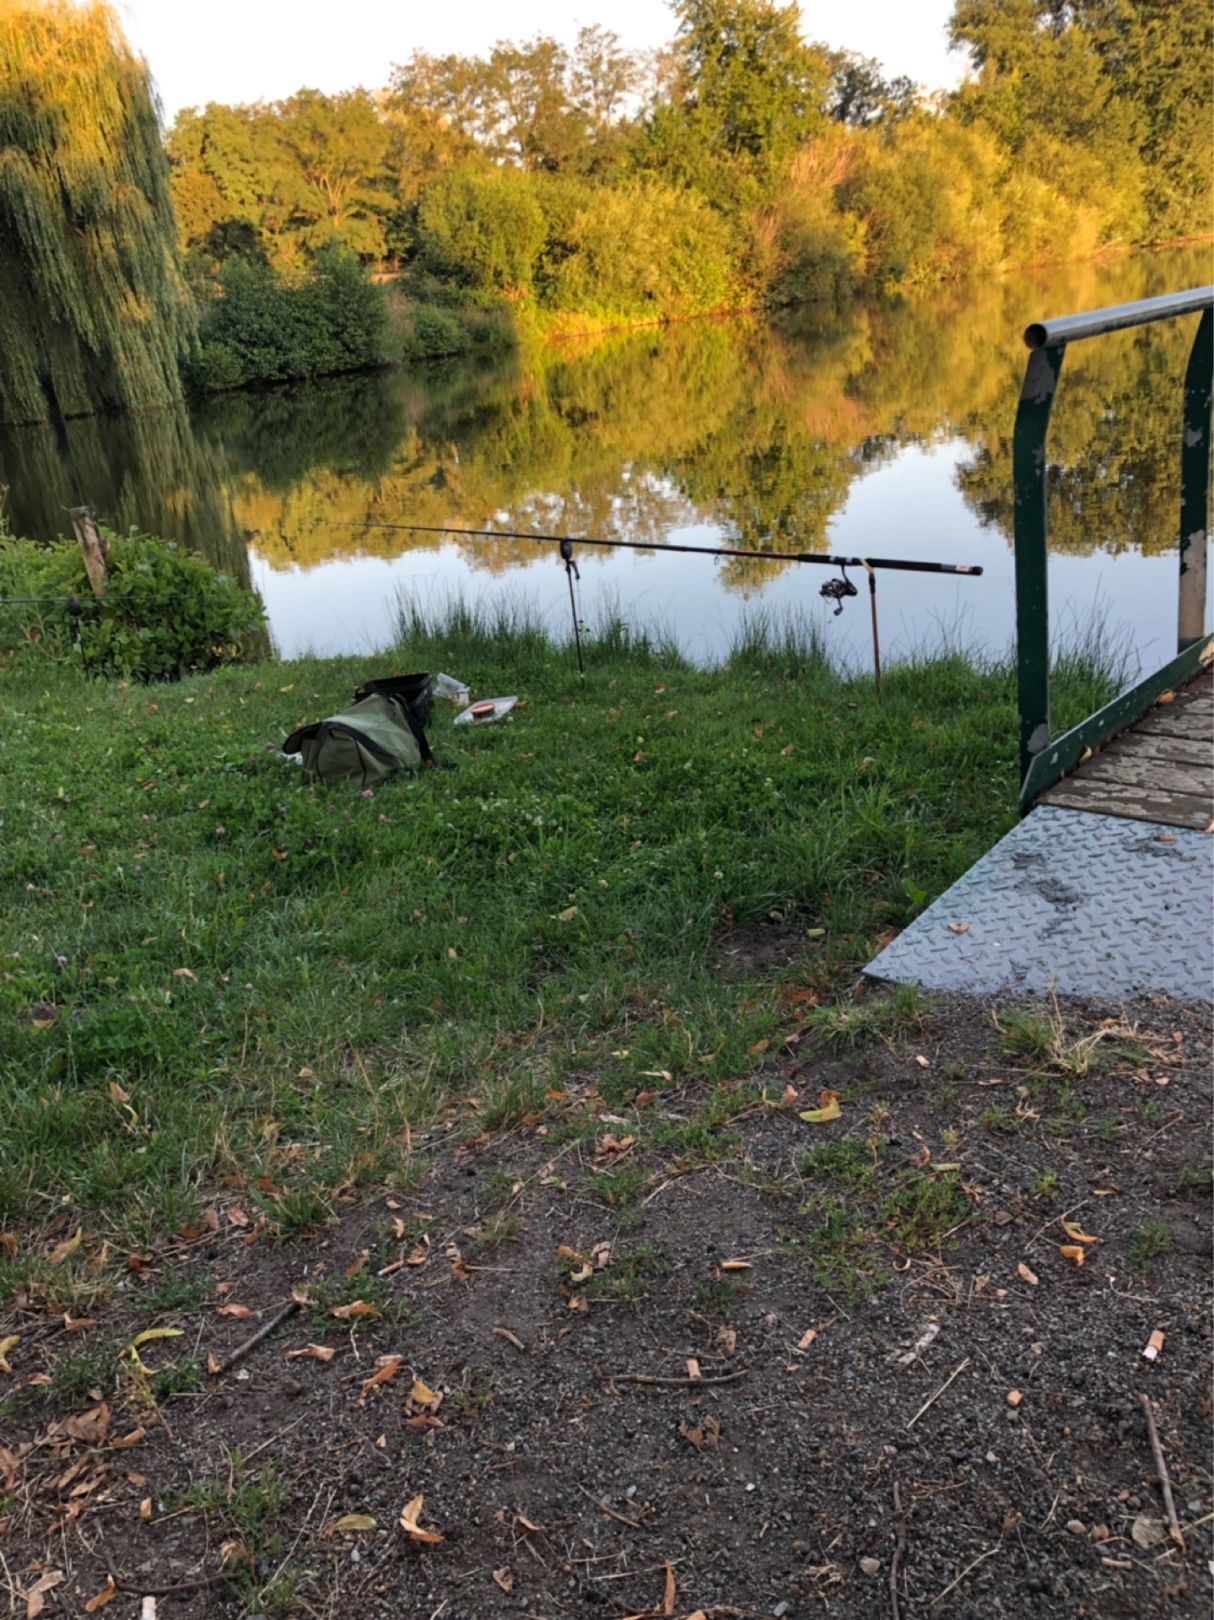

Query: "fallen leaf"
<box><xmin>112</xmin><ymin>1427</ymin><xmax>146</xmax><ymax>1449</ymax></box>
<box><xmin>720</xmin><ymin>1259</ymin><xmax>751</xmax><ymax>1272</ymax></box>
<box><xmin>63</xmin><ymin>1314</ymin><xmax>95</xmax><ymax>1331</ymax></box>
<box><xmin>717</xmin><ymin>1327</ymin><xmax>737</xmax><ymax>1356</ymax></box>
<box><xmin>1059</xmin><ymin>1244</ymin><xmax>1086</xmax><ymax>1265</ymax></box>
<box><xmin>226</xmin><ymin>1206</ymin><xmax>249</xmax><ymax>1229</ymax></box>
<box><xmin>331</xmin><ymin>1513</ymin><xmax>377</xmax><ymax>1533</ymax></box>
<box><xmin>1060</xmin><ymin>1220</ymin><xmax>1100</xmax><ymax>1245</ymax></box>
<box><xmin>747</xmin><ymin>1038</ymin><xmax>770</xmax><ymax>1056</ymax></box>
<box><xmin>0</xmin><ymin>1333</ymin><xmax>19</xmax><ymax>1373</ymax></box>
<box><xmin>1017</xmin><ymin>1262</ymin><xmax>1039</xmax><ymax>1287</ymax></box>
<box><xmin>345</xmin><ymin>1250</ymin><xmax>370</xmax><ymax>1279</ymax></box>
<box><xmin>330</xmin><ymin>1300</ymin><xmax>379</xmax><ymax>1320</ymax></box>
<box><xmin>63</xmin><ymin>1403</ymin><xmax>109</xmax><ymax>1443</ymax></box>
<box><xmin>1131</xmin><ymin>1514</ymin><xmax>1167</xmax><ymax>1548</ymax></box>
<box><xmin>108</xmin><ymin>1081</ymin><xmax>130</xmax><ymax>1104</ymax></box>
<box><xmin>285</xmin><ymin>1344</ymin><xmax>336</xmax><ymax>1362</ymax></box>
<box><xmin>206</xmin><ymin>1351</ymin><xmax>222</xmax><ymax>1374</ymax></box>
<box><xmin>360</xmin><ymin>1357</ymin><xmax>403</xmax><ymax>1402</ymax></box>
<box><xmin>947</xmin><ymin>921</ymin><xmax>971</xmax><ymax>935</ymax></box>
<box><xmin>399</xmin><ymin>1491</ymin><xmax>444</xmax><ymax>1543</ymax></box>
<box><xmin>492</xmin><ymin>1567</ymin><xmax>514</xmax><ymax>1593</ymax></box>
<box><xmin>84</xmin><ymin>1576</ymin><xmax>118</xmax><ymax>1611</ymax></box>
<box><xmin>405</xmin><ymin>1243</ymin><xmax>430</xmax><ymax>1267</ymax></box>
<box><xmin>404</xmin><ymin>1414</ymin><xmax>444</xmax><ymax>1430</ymax></box>
<box><xmin>216</xmin><ymin>1303</ymin><xmax>252</xmax><ymax>1320</ymax></box>
<box><xmin>799</xmin><ymin>1089</ymin><xmax>842</xmax><ymax>1124</ymax></box>
<box><xmin>23</xmin><ymin>1569</ymin><xmax>65</xmax><ymax>1618</ymax></box>
<box><xmin>172</xmin><ymin>967</ymin><xmax>197</xmax><ymax>981</ymax></box>
<box><xmin>663</xmin><ymin>1558</ymin><xmax>676</xmax><ymax>1616</ymax></box>
<box><xmin>49</xmin><ymin>1227</ymin><xmax>83</xmax><ymax>1265</ymax></box>
<box><xmin>129</xmin><ymin>1327</ymin><xmax>184</xmax><ymax>1351</ymax></box>
<box><xmin>638</xmin><ymin>1069</ymin><xmax>673</xmax><ymax>1082</ymax></box>
<box><xmin>410</xmin><ymin>1377</ymin><xmax>442</xmax><ymax>1411</ymax></box>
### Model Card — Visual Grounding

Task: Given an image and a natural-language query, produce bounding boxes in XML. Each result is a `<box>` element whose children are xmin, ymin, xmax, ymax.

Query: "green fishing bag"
<box><xmin>283</xmin><ymin>689</ymin><xmax>433</xmax><ymax>786</ymax></box>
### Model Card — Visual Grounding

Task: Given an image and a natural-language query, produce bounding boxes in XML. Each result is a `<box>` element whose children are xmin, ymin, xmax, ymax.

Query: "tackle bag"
<box><xmin>283</xmin><ymin>673</ymin><xmax>435</xmax><ymax>786</ymax></box>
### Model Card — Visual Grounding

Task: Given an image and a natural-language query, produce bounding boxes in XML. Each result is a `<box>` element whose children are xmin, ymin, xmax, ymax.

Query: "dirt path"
<box><xmin>2</xmin><ymin>994</ymin><xmax>1210</xmax><ymax>1619</ymax></box>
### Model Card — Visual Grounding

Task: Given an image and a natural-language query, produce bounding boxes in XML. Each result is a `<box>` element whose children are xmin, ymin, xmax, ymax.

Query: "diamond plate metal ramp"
<box><xmin>866</xmin><ymin>804</ymin><xmax>1214</xmax><ymax>1003</ymax></box>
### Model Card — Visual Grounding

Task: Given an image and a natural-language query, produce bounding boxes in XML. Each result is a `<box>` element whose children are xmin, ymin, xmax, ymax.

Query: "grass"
<box><xmin>0</xmin><ymin>601</ymin><xmax>1119</xmax><ymax>1268</ymax></box>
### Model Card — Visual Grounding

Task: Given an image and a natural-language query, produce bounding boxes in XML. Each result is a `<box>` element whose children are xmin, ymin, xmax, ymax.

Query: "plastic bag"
<box><xmin>433</xmin><ymin>672</ymin><xmax>470</xmax><ymax>706</ymax></box>
<box><xmin>453</xmin><ymin>696</ymin><xmax>518</xmax><ymax>726</ymax></box>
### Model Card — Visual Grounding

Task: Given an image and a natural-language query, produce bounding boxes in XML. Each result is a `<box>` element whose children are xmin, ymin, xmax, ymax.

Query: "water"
<box><xmin>2</xmin><ymin>245</ymin><xmax>1210</xmax><ymax>674</ymax></box>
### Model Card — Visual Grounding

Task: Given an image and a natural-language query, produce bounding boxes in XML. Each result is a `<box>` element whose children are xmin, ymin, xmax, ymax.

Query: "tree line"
<box><xmin>1</xmin><ymin>0</ymin><xmax>1210</xmax><ymax>425</ymax></box>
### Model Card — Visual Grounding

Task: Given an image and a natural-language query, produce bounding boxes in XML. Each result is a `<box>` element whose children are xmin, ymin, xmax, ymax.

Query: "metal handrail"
<box><xmin>1013</xmin><ymin>285</ymin><xmax>1213</xmax><ymax>807</ymax></box>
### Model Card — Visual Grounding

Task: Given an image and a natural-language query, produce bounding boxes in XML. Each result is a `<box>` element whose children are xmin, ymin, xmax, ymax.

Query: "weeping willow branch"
<box><xmin>0</xmin><ymin>0</ymin><xmax>196</xmax><ymax>426</ymax></box>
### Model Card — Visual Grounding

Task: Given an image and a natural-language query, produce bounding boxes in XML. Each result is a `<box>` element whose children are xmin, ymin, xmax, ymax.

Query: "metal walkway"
<box><xmin>866</xmin><ymin>670</ymin><xmax>1214</xmax><ymax>1004</ymax></box>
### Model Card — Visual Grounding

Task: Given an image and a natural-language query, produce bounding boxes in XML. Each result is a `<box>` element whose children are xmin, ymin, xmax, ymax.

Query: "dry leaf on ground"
<box><xmin>1059</xmin><ymin>1244</ymin><xmax>1086</xmax><ymax>1265</ymax></box>
<box><xmin>662</xmin><ymin>1559</ymin><xmax>677</xmax><ymax>1615</ymax></box>
<box><xmin>492</xmin><ymin>1568</ymin><xmax>514</xmax><ymax>1593</ymax></box>
<box><xmin>331</xmin><ymin>1513</ymin><xmax>377</xmax><ymax>1533</ymax></box>
<box><xmin>216</xmin><ymin>1303</ymin><xmax>252</xmax><ymax>1319</ymax></box>
<box><xmin>285</xmin><ymin>1344</ymin><xmax>336</xmax><ymax>1363</ymax></box>
<box><xmin>330</xmin><ymin>1300</ymin><xmax>378</xmax><ymax>1320</ymax></box>
<box><xmin>48</xmin><ymin>1227</ymin><xmax>83</xmax><ymax>1264</ymax></box>
<box><xmin>1060</xmin><ymin>1220</ymin><xmax>1101</xmax><ymax>1244</ymax></box>
<box><xmin>0</xmin><ymin>1333</ymin><xmax>19</xmax><ymax>1373</ymax></box>
<box><xmin>799</xmin><ymin>1090</ymin><xmax>842</xmax><ymax>1124</ymax></box>
<box><xmin>400</xmin><ymin>1492</ymin><xmax>444</xmax><ymax>1543</ymax></box>
<box><xmin>84</xmin><ymin>1576</ymin><xmax>118</xmax><ymax>1612</ymax></box>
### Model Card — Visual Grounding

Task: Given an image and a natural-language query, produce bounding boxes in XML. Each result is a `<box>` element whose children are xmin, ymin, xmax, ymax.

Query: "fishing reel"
<box><xmin>820</xmin><ymin>567</ymin><xmax>858</xmax><ymax>616</ymax></box>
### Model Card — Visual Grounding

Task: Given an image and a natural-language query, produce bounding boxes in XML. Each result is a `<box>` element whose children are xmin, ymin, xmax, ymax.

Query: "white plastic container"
<box><xmin>433</xmin><ymin>672</ymin><xmax>470</xmax><ymax>706</ymax></box>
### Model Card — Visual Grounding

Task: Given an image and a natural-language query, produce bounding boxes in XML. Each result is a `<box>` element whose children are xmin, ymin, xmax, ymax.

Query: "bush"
<box><xmin>415</xmin><ymin>166</ymin><xmax>547</xmax><ymax>302</ymax></box>
<box><xmin>0</xmin><ymin>531</ymin><xmax>265</xmax><ymax>680</ymax></box>
<box><xmin>188</xmin><ymin>243</ymin><xmax>388</xmax><ymax>390</ymax></box>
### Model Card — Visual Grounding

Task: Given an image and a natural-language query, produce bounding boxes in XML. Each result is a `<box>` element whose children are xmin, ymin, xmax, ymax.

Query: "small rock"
<box><xmin>985</xmin><ymin>1451</ymin><xmax>998</xmax><ymax>1464</ymax></box>
<box><xmin>1066</xmin><ymin>1520</ymin><xmax>1086</xmax><ymax>1536</ymax></box>
<box><xmin>1092</xmin><ymin>1525</ymin><xmax>1110</xmax><ymax>1542</ymax></box>
<box><xmin>773</xmin><ymin>1605</ymin><xmax>790</xmax><ymax>1618</ymax></box>
<box><xmin>859</xmin><ymin>1557</ymin><xmax>881</xmax><ymax>1577</ymax></box>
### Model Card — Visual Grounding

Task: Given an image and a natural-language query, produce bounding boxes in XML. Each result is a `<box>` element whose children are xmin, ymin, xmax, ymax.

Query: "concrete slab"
<box><xmin>866</xmin><ymin>805</ymin><xmax>1214</xmax><ymax>1004</ymax></box>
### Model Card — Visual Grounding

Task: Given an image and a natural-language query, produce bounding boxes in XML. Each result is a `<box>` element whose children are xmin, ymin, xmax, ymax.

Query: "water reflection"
<box><xmin>0</xmin><ymin>245</ymin><xmax>1208</xmax><ymax>665</ymax></box>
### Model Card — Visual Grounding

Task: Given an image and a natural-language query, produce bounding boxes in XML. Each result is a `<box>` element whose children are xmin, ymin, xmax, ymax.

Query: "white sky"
<box><xmin>115</xmin><ymin>0</ymin><xmax>969</xmax><ymax>123</ymax></box>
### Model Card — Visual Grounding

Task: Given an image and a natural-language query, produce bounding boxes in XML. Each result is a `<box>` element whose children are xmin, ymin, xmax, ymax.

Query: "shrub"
<box><xmin>188</xmin><ymin>243</ymin><xmax>388</xmax><ymax>390</ymax></box>
<box><xmin>415</xmin><ymin>166</ymin><xmax>547</xmax><ymax>301</ymax></box>
<box><xmin>0</xmin><ymin>531</ymin><xmax>265</xmax><ymax>680</ymax></box>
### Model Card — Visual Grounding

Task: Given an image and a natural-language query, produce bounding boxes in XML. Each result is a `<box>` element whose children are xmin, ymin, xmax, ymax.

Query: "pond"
<box><xmin>2</xmin><ymin>244</ymin><xmax>1210</xmax><ymax>676</ymax></box>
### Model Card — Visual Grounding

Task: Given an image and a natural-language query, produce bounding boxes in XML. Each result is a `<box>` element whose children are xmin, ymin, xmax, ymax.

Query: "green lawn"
<box><xmin>0</xmin><ymin>609</ymin><xmax>1113</xmax><ymax>1270</ymax></box>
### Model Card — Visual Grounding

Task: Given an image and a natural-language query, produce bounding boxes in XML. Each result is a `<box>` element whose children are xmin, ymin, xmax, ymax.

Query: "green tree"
<box><xmin>644</xmin><ymin>0</ymin><xmax>832</xmax><ymax>207</ymax></box>
<box><xmin>0</xmin><ymin>0</ymin><xmax>194</xmax><ymax>426</ymax></box>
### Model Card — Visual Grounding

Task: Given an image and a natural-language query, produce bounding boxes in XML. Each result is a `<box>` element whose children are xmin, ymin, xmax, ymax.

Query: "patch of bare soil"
<box><xmin>2</xmin><ymin>994</ymin><xmax>1211</xmax><ymax>1620</ymax></box>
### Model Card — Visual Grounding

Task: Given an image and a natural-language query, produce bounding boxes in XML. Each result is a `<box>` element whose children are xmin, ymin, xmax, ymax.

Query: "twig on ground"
<box><xmin>576</xmin><ymin>1483</ymin><xmax>647</xmax><ymax>1529</ymax></box>
<box><xmin>1140</xmin><ymin>1393</ymin><xmax>1185</xmax><ymax>1550</ymax></box>
<box><xmin>610</xmin><ymin>1369</ymin><xmax>750</xmax><ymax>1389</ymax></box>
<box><xmin>929</xmin><ymin>1538</ymin><xmax>1002</xmax><ymax>1608</ymax></box>
<box><xmin>907</xmin><ymin>1358</ymin><xmax>970</xmax><ymax>1430</ymax></box>
<box><xmin>890</xmin><ymin>1482</ymin><xmax>905</xmax><ymax>1620</ymax></box>
<box><xmin>209</xmin><ymin>1298</ymin><xmax>299</xmax><ymax>1377</ymax></box>
<box><xmin>113</xmin><ymin>1571</ymin><xmax>234</xmax><ymax>1598</ymax></box>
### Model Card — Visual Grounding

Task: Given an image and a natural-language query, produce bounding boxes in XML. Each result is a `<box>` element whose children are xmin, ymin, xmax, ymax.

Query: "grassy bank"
<box><xmin>0</xmin><ymin>608</ymin><xmax>1116</xmax><ymax>1272</ymax></box>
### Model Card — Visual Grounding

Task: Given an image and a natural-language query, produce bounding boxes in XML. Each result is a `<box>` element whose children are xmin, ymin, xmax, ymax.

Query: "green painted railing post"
<box><xmin>1178</xmin><ymin>305</ymin><xmax>1212</xmax><ymax>651</ymax></box>
<box><xmin>1012</xmin><ymin>343</ymin><xmax>1065</xmax><ymax>787</ymax></box>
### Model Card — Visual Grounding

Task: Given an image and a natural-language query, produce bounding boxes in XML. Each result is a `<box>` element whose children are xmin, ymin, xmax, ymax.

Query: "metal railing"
<box><xmin>1014</xmin><ymin>284</ymin><xmax>1214</xmax><ymax>810</ymax></box>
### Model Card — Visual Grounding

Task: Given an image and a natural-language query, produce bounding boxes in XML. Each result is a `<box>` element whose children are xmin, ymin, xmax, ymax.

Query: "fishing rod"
<box><xmin>334</xmin><ymin>519</ymin><xmax>983</xmax><ymax>578</ymax></box>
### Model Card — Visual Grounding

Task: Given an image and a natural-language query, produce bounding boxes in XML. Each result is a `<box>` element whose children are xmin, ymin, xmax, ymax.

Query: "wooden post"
<box><xmin>68</xmin><ymin>505</ymin><xmax>107</xmax><ymax>599</ymax></box>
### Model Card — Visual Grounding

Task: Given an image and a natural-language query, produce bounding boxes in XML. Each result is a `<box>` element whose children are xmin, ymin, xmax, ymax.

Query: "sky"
<box><xmin>115</xmin><ymin>0</ymin><xmax>969</xmax><ymax>123</ymax></box>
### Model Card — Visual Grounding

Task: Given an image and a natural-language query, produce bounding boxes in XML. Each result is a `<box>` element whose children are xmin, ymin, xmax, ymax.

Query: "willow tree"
<box><xmin>0</xmin><ymin>0</ymin><xmax>194</xmax><ymax>425</ymax></box>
